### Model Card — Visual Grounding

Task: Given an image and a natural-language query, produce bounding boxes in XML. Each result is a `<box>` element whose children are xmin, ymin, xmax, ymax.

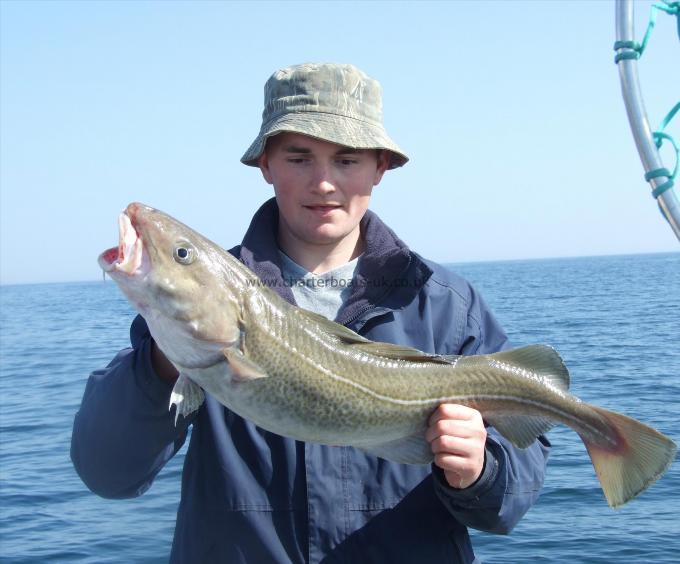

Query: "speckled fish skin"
<box><xmin>99</xmin><ymin>203</ymin><xmax>677</xmax><ymax>508</ymax></box>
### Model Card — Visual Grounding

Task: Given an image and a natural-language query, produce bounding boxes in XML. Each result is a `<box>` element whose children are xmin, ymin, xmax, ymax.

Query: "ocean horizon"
<box><xmin>1</xmin><ymin>250</ymin><xmax>677</xmax><ymax>288</ymax></box>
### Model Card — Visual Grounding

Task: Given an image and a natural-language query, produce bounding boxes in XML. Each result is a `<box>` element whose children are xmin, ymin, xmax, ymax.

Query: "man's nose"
<box><xmin>311</xmin><ymin>163</ymin><xmax>336</xmax><ymax>194</ymax></box>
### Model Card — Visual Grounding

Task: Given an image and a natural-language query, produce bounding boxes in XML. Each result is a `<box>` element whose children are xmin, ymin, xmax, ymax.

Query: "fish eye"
<box><xmin>173</xmin><ymin>243</ymin><xmax>196</xmax><ymax>265</ymax></box>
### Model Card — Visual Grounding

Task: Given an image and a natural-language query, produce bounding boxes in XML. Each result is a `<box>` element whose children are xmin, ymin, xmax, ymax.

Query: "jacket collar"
<box><xmin>237</xmin><ymin>198</ymin><xmax>432</xmax><ymax>325</ymax></box>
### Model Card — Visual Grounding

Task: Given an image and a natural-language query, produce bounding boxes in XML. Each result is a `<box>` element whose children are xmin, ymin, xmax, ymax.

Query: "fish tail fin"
<box><xmin>583</xmin><ymin>405</ymin><xmax>676</xmax><ymax>508</ymax></box>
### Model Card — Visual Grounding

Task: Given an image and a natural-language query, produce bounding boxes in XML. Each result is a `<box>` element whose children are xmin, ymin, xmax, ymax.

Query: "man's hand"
<box><xmin>426</xmin><ymin>404</ymin><xmax>487</xmax><ymax>489</ymax></box>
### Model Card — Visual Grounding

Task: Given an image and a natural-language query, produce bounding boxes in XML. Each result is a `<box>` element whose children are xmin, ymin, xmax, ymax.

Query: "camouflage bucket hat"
<box><xmin>241</xmin><ymin>63</ymin><xmax>408</xmax><ymax>170</ymax></box>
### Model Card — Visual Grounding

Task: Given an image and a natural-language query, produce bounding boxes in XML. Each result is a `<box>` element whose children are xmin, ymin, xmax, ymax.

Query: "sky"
<box><xmin>1</xmin><ymin>0</ymin><xmax>678</xmax><ymax>285</ymax></box>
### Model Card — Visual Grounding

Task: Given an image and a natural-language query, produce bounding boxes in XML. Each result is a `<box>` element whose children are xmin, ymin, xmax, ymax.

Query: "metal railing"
<box><xmin>614</xmin><ymin>0</ymin><xmax>680</xmax><ymax>241</ymax></box>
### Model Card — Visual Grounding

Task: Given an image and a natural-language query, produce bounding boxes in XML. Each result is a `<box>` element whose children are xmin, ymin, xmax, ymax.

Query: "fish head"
<box><xmin>99</xmin><ymin>202</ymin><xmax>242</xmax><ymax>367</ymax></box>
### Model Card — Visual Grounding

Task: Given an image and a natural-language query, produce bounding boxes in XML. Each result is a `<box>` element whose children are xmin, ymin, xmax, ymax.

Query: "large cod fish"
<box><xmin>99</xmin><ymin>202</ymin><xmax>676</xmax><ymax>509</ymax></box>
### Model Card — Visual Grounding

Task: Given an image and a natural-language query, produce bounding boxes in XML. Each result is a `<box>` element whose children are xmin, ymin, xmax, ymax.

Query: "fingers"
<box><xmin>425</xmin><ymin>419</ymin><xmax>483</xmax><ymax>444</ymax></box>
<box><xmin>426</xmin><ymin>403</ymin><xmax>487</xmax><ymax>489</ymax></box>
<box><xmin>429</xmin><ymin>434</ymin><xmax>477</xmax><ymax>456</ymax></box>
<box><xmin>425</xmin><ymin>404</ymin><xmax>486</xmax><ymax>444</ymax></box>
<box><xmin>428</xmin><ymin>403</ymin><xmax>483</xmax><ymax>427</ymax></box>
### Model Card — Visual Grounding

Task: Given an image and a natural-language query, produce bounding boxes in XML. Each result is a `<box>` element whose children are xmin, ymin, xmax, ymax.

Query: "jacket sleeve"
<box><xmin>70</xmin><ymin>315</ymin><xmax>193</xmax><ymax>499</ymax></box>
<box><xmin>432</xmin><ymin>284</ymin><xmax>551</xmax><ymax>534</ymax></box>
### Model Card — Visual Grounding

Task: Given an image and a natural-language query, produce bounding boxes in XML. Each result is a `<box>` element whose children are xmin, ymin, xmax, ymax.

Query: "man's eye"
<box><xmin>338</xmin><ymin>158</ymin><xmax>358</xmax><ymax>166</ymax></box>
<box><xmin>287</xmin><ymin>157</ymin><xmax>307</xmax><ymax>164</ymax></box>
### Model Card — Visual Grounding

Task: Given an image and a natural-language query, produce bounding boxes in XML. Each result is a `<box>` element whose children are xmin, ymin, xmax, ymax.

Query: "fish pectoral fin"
<box><xmin>485</xmin><ymin>414</ymin><xmax>555</xmax><ymax>449</ymax></box>
<box><xmin>224</xmin><ymin>349</ymin><xmax>269</xmax><ymax>382</ymax></box>
<box><xmin>169</xmin><ymin>373</ymin><xmax>205</xmax><ymax>425</ymax></box>
<box><xmin>486</xmin><ymin>345</ymin><xmax>570</xmax><ymax>391</ymax></box>
<box><xmin>359</xmin><ymin>433</ymin><xmax>434</xmax><ymax>465</ymax></box>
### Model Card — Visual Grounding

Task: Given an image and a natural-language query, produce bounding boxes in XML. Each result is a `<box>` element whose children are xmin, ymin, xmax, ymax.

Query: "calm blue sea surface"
<box><xmin>1</xmin><ymin>252</ymin><xmax>678</xmax><ymax>563</ymax></box>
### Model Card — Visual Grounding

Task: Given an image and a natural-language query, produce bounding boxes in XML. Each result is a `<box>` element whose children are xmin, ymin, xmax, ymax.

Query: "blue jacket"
<box><xmin>71</xmin><ymin>198</ymin><xmax>549</xmax><ymax>563</ymax></box>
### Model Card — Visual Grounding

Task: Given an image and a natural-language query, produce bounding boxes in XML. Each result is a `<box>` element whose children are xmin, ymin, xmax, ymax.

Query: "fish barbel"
<box><xmin>99</xmin><ymin>202</ymin><xmax>677</xmax><ymax>508</ymax></box>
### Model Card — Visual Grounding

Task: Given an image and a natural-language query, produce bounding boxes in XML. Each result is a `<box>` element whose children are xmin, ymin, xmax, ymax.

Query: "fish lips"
<box><xmin>98</xmin><ymin>207</ymin><xmax>145</xmax><ymax>276</ymax></box>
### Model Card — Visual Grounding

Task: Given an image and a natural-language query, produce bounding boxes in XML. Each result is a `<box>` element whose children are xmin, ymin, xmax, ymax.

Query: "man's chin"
<box><xmin>304</xmin><ymin>226</ymin><xmax>355</xmax><ymax>246</ymax></box>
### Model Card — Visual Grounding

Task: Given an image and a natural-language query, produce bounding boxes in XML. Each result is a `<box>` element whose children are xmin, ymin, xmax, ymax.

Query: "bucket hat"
<box><xmin>241</xmin><ymin>63</ymin><xmax>408</xmax><ymax>169</ymax></box>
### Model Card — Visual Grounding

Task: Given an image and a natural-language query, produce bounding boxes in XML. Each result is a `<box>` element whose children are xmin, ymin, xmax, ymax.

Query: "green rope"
<box><xmin>613</xmin><ymin>40</ymin><xmax>640</xmax><ymax>62</ymax></box>
<box><xmin>645</xmin><ymin>168</ymin><xmax>674</xmax><ymax>199</ymax></box>
<box><xmin>663</xmin><ymin>1</ymin><xmax>680</xmax><ymax>40</ymax></box>
<box><xmin>651</xmin><ymin>133</ymin><xmax>679</xmax><ymax>191</ymax></box>
<box><xmin>656</xmin><ymin>102</ymin><xmax>680</xmax><ymax>137</ymax></box>
<box><xmin>613</xmin><ymin>1</ymin><xmax>679</xmax><ymax>62</ymax></box>
<box><xmin>614</xmin><ymin>2</ymin><xmax>679</xmax><ymax>207</ymax></box>
<box><xmin>649</xmin><ymin>104</ymin><xmax>680</xmax><ymax>199</ymax></box>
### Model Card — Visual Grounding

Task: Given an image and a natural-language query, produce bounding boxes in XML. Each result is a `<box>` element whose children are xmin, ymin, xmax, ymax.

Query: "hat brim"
<box><xmin>240</xmin><ymin>112</ymin><xmax>408</xmax><ymax>170</ymax></box>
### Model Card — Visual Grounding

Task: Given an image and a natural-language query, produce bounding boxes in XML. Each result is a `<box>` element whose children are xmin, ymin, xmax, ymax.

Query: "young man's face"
<box><xmin>258</xmin><ymin>132</ymin><xmax>390</xmax><ymax>251</ymax></box>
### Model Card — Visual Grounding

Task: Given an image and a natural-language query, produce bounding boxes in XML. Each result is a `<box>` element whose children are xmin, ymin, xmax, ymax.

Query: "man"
<box><xmin>71</xmin><ymin>63</ymin><xmax>549</xmax><ymax>563</ymax></box>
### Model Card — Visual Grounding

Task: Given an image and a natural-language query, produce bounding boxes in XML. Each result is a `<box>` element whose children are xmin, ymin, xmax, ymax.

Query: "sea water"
<box><xmin>1</xmin><ymin>253</ymin><xmax>678</xmax><ymax>563</ymax></box>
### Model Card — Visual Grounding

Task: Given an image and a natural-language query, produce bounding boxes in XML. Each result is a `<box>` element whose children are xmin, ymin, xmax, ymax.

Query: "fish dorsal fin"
<box><xmin>348</xmin><ymin>342</ymin><xmax>456</xmax><ymax>364</ymax></box>
<box><xmin>296</xmin><ymin>308</ymin><xmax>454</xmax><ymax>364</ymax></box>
<box><xmin>296</xmin><ymin>308</ymin><xmax>371</xmax><ymax>344</ymax></box>
<box><xmin>486</xmin><ymin>344</ymin><xmax>570</xmax><ymax>392</ymax></box>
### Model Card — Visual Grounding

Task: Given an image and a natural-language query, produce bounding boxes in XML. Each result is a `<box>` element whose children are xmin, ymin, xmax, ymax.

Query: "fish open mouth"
<box><xmin>98</xmin><ymin>210</ymin><xmax>143</xmax><ymax>275</ymax></box>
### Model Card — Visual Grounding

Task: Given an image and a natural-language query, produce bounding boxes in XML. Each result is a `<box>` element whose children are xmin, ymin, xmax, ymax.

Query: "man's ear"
<box><xmin>258</xmin><ymin>152</ymin><xmax>273</xmax><ymax>185</ymax></box>
<box><xmin>373</xmin><ymin>150</ymin><xmax>390</xmax><ymax>186</ymax></box>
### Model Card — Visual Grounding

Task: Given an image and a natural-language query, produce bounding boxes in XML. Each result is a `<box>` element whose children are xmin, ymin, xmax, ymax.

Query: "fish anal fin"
<box><xmin>169</xmin><ymin>373</ymin><xmax>205</xmax><ymax>425</ymax></box>
<box><xmin>486</xmin><ymin>414</ymin><xmax>555</xmax><ymax>449</ymax></box>
<box><xmin>224</xmin><ymin>349</ymin><xmax>269</xmax><ymax>382</ymax></box>
<box><xmin>359</xmin><ymin>433</ymin><xmax>433</xmax><ymax>465</ymax></box>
